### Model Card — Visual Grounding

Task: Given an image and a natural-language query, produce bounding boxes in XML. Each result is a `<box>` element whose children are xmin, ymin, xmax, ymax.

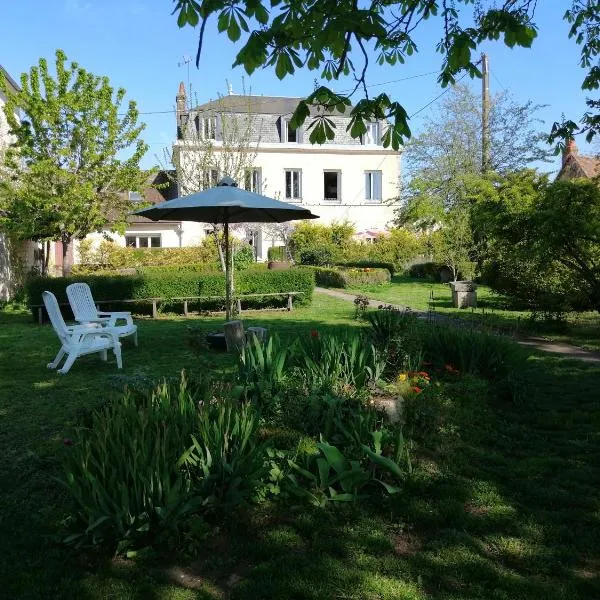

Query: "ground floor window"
<box><xmin>244</xmin><ymin>168</ymin><xmax>262</xmax><ymax>194</ymax></box>
<box><xmin>285</xmin><ymin>169</ymin><xmax>302</xmax><ymax>201</ymax></box>
<box><xmin>125</xmin><ymin>234</ymin><xmax>161</xmax><ymax>248</ymax></box>
<box><xmin>365</xmin><ymin>171</ymin><xmax>382</xmax><ymax>202</ymax></box>
<box><xmin>323</xmin><ymin>170</ymin><xmax>341</xmax><ymax>202</ymax></box>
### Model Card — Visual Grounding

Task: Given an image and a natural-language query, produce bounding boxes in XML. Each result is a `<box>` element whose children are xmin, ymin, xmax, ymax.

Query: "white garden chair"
<box><xmin>66</xmin><ymin>282</ymin><xmax>138</xmax><ymax>346</ymax></box>
<box><xmin>43</xmin><ymin>291</ymin><xmax>122</xmax><ymax>374</ymax></box>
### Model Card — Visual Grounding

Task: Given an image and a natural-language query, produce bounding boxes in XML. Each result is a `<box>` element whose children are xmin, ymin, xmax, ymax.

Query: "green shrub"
<box><xmin>298</xmin><ymin>244</ymin><xmax>337</xmax><ymax>266</ymax></box>
<box><xmin>307</xmin><ymin>266</ymin><xmax>390</xmax><ymax>288</ymax></box>
<box><xmin>26</xmin><ymin>267</ymin><xmax>315</xmax><ymax>315</ymax></box>
<box><xmin>408</xmin><ymin>262</ymin><xmax>442</xmax><ymax>281</ymax></box>
<box><xmin>59</xmin><ymin>375</ymin><xmax>206</xmax><ymax>552</ymax></box>
<box><xmin>420</xmin><ymin>324</ymin><xmax>527</xmax><ymax>400</ymax></box>
<box><xmin>267</xmin><ymin>246</ymin><xmax>287</xmax><ymax>261</ymax></box>
<box><xmin>337</xmin><ymin>261</ymin><xmax>395</xmax><ymax>276</ymax></box>
<box><xmin>234</xmin><ymin>244</ymin><xmax>255</xmax><ymax>270</ymax></box>
<box><xmin>75</xmin><ymin>240</ymin><xmax>219</xmax><ymax>271</ymax></box>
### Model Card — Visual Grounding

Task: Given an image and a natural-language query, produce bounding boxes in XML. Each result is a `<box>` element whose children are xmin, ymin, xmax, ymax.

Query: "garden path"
<box><xmin>315</xmin><ymin>287</ymin><xmax>600</xmax><ymax>364</ymax></box>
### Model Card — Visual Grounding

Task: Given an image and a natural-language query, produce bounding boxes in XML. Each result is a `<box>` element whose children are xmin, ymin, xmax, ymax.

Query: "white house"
<box><xmin>169</xmin><ymin>84</ymin><xmax>401</xmax><ymax>260</ymax></box>
<box><xmin>0</xmin><ymin>64</ymin><xmax>39</xmax><ymax>298</ymax></box>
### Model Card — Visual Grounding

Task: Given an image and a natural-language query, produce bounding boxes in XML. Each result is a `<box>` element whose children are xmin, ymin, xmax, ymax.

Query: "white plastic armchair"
<box><xmin>66</xmin><ymin>282</ymin><xmax>138</xmax><ymax>346</ymax></box>
<box><xmin>42</xmin><ymin>291</ymin><xmax>122</xmax><ymax>374</ymax></box>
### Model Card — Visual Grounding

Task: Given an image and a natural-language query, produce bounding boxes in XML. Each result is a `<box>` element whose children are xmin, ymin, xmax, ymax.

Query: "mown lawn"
<box><xmin>1</xmin><ymin>294</ymin><xmax>600</xmax><ymax>599</ymax></box>
<box><xmin>346</xmin><ymin>275</ymin><xmax>600</xmax><ymax>351</ymax></box>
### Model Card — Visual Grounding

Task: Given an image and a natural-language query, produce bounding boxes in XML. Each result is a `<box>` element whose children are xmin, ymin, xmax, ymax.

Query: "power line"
<box><xmin>128</xmin><ymin>70</ymin><xmax>440</xmax><ymax>117</ymax></box>
<box><xmin>409</xmin><ymin>69</ymin><xmax>473</xmax><ymax>118</ymax></box>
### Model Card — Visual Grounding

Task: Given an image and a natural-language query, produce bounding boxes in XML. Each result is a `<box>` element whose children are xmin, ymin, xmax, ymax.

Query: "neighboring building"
<box><xmin>172</xmin><ymin>84</ymin><xmax>401</xmax><ymax>260</ymax></box>
<box><xmin>556</xmin><ymin>139</ymin><xmax>600</xmax><ymax>181</ymax></box>
<box><xmin>0</xmin><ymin>64</ymin><xmax>38</xmax><ymax>299</ymax></box>
<box><xmin>77</xmin><ymin>170</ymin><xmax>181</xmax><ymax>257</ymax></box>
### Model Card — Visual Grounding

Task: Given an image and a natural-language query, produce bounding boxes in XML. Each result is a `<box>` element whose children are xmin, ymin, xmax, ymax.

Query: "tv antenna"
<box><xmin>178</xmin><ymin>54</ymin><xmax>192</xmax><ymax>100</ymax></box>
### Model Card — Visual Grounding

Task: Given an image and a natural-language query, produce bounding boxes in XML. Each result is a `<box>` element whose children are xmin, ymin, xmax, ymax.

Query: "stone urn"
<box><xmin>449</xmin><ymin>280</ymin><xmax>478</xmax><ymax>308</ymax></box>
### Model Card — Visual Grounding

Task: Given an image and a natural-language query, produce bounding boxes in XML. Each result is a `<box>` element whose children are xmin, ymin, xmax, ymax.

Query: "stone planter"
<box><xmin>449</xmin><ymin>280</ymin><xmax>478</xmax><ymax>308</ymax></box>
<box><xmin>267</xmin><ymin>261</ymin><xmax>291</xmax><ymax>270</ymax></box>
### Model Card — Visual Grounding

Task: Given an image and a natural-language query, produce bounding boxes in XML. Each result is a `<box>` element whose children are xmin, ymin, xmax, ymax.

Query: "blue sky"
<box><xmin>0</xmin><ymin>1</ymin><xmax>595</xmax><ymax>173</ymax></box>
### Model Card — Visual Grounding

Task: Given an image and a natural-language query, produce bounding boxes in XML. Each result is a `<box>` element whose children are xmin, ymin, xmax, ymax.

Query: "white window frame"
<box><xmin>202</xmin><ymin>116</ymin><xmax>216</xmax><ymax>140</ymax></box>
<box><xmin>364</xmin><ymin>121</ymin><xmax>380</xmax><ymax>145</ymax></box>
<box><xmin>244</xmin><ymin>168</ymin><xmax>262</xmax><ymax>194</ymax></box>
<box><xmin>365</xmin><ymin>170</ymin><xmax>383</xmax><ymax>203</ymax></box>
<box><xmin>202</xmin><ymin>168</ymin><xmax>219</xmax><ymax>190</ymax></box>
<box><xmin>285</xmin><ymin>169</ymin><xmax>302</xmax><ymax>201</ymax></box>
<box><xmin>323</xmin><ymin>170</ymin><xmax>342</xmax><ymax>203</ymax></box>
<box><xmin>284</xmin><ymin>119</ymin><xmax>298</xmax><ymax>143</ymax></box>
<box><xmin>125</xmin><ymin>234</ymin><xmax>161</xmax><ymax>248</ymax></box>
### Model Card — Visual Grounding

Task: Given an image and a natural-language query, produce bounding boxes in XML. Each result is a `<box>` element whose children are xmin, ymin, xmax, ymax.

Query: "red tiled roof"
<box><xmin>576</xmin><ymin>155</ymin><xmax>600</xmax><ymax>179</ymax></box>
<box><xmin>127</xmin><ymin>170</ymin><xmax>180</xmax><ymax>224</ymax></box>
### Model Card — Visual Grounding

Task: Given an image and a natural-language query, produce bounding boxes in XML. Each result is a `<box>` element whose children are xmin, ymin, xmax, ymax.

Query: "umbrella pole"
<box><xmin>224</xmin><ymin>220</ymin><xmax>232</xmax><ymax>321</ymax></box>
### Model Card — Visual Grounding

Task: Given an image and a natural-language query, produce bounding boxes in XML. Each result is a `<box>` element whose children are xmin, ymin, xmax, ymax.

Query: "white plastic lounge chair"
<box><xmin>43</xmin><ymin>291</ymin><xmax>122</xmax><ymax>374</ymax></box>
<box><xmin>66</xmin><ymin>282</ymin><xmax>138</xmax><ymax>346</ymax></box>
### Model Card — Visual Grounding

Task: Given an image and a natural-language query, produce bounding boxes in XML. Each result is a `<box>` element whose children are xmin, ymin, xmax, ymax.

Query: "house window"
<box><xmin>128</xmin><ymin>191</ymin><xmax>143</xmax><ymax>202</ymax></box>
<box><xmin>363</xmin><ymin>121</ymin><xmax>380</xmax><ymax>145</ymax></box>
<box><xmin>125</xmin><ymin>234</ymin><xmax>161</xmax><ymax>248</ymax></box>
<box><xmin>202</xmin><ymin>168</ymin><xmax>219</xmax><ymax>189</ymax></box>
<box><xmin>284</xmin><ymin>120</ymin><xmax>298</xmax><ymax>143</ymax></box>
<box><xmin>323</xmin><ymin>171</ymin><xmax>341</xmax><ymax>202</ymax></box>
<box><xmin>244</xmin><ymin>168</ymin><xmax>262</xmax><ymax>194</ymax></box>
<box><xmin>196</xmin><ymin>115</ymin><xmax>216</xmax><ymax>140</ymax></box>
<box><xmin>285</xmin><ymin>169</ymin><xmax>302</xmax><ymax>201</ymax></box>
<box><xmin>365</xmin><ymin>171</ymin><xmax>383</xmax><ymax>202</ymax></box>
<box><xmin>203</xmin><ymin>116</ymin><xmax>216</xmax><ymax>139</ymax></box>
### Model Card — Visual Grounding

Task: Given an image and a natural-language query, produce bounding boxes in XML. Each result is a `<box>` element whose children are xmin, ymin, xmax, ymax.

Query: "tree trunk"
<box><xmin>213</xmin><ymin>229</ymin><xmax>226</xmax><ymax>272</ymax></box>
<box><xmin>62</xmin><ymin>238</ymin><xmax>72</xmax><ymax>277</ymax></box>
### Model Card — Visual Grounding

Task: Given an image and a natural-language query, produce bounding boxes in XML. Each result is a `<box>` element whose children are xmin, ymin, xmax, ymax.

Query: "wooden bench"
<box><xmin>31</xmin><ymin>292</ymin><xmax>305</xmax><ymax>324</ymax></box>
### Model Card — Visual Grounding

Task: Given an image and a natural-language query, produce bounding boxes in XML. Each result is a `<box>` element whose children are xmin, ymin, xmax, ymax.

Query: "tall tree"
<box><xmin>165</xmin><ymin>90</ymin><xmax>261</xmax><ymax>270</ymax></box>
<box><xmin>0</xmin><ymin>50</ymin><xmax>148</xmax><ymax>276</ymax></box>
<box><xmin>171</xmin><ymin>0</ymin><xmax>598</xmax><ymax>148</ymax></box>
<box><xmin>396</xmin><ymin>84</ymin><xmax>551</xmax><ymax>229</ymax></box>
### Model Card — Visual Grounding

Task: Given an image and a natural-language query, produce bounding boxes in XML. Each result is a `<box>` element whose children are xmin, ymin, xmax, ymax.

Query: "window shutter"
<box><xmin>297</xmin><ymin>125</ymin><xmax>304</xmax><ymax>144</ymax></box>
<box><xmin>365</xmin><ymin>172</ymin><xmax>370</xmax><ymax>200</ymax></box>
<box><xmin>277</xmin><ymin>117</ymin><xmax>283</xmax><ymax>142</ymax></box>
<box><xmin>375</xmin><ymin>172</ymin><xmax>382</xmax><ymax>200</ymax></box>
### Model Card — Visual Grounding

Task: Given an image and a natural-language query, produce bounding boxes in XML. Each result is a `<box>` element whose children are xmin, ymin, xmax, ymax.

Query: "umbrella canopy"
<box><xmin>133</xmin><ymin>177</ymin><xmax>319</xmax><ymax>321</ymax></box>
<box><xmin>134</xmin><ymin>176</ymin><xmax>318</xmax><ymax>224</ymax></box>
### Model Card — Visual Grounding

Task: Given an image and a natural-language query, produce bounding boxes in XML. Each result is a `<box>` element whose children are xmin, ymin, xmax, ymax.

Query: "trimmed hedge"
<box><xmin>308</xmin><ymin>266</ymin><xmax>390</xmax><ymax>288</ymax></box>
<box><xmin>26</xmin><ymin>268</ymin><xmax>315</xmax><ymax>315</ymax></box>
<box><xmin>336</xmin><ymin>261</ymin><xmax>395</xmax><ymax>276</ymax></box>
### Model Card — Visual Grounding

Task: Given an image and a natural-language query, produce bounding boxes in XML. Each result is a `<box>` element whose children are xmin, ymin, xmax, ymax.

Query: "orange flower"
<box><xmin>444</xmin><ymin>364</ymin><xmax>458</xmax><ymax>373</ymax></box>
<box><xmin>417</xmin><ymin>371</ymin><xmax>430</xmax><ymax>378</ymax></box>
<box><xmin>412</xmin><ymin>386</ymin><xmax>423</xmax><ymax>394</ymax></box>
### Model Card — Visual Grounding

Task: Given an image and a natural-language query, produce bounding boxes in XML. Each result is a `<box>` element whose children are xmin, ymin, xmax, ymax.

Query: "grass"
<box><xmin>345</xmin><ymin>275</ymin><xmax>600</xmax><ymax>351</ymax></box>
<box><xmin>2</xmin><ymin>295</ymin><xmax>600</xmax><ymax>599</ymax></box>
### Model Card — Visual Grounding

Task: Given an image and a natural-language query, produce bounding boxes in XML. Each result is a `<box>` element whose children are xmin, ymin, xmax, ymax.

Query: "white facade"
<box><xmin>171</xmin><ymin>92</ymin><xmax>402</xmax><ymax>261</ymax></box>
<box><xmin>0</xmin><ymin>65</ymin><xmax>35</xmax><ymax>299</ymax></box>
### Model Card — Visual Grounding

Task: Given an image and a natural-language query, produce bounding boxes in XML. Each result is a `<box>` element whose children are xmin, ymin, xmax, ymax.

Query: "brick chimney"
<box><xmin>562</xmin><ymin>138</ymin><xmax>577</xmax><ymax>166</ymax></box>
<box><xmin>176</xmin><ymin>82</ymin><xmax>188</xmax><ymax>140</ymax></box>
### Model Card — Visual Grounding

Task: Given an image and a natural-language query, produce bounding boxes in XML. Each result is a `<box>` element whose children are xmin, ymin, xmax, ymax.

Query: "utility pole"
<box><xmin>481</xmin><ymin>52</ymin><xmax>490</xmax><ymax>173</ymax></box>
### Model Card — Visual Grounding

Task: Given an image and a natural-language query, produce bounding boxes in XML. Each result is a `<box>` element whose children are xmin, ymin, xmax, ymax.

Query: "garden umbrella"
<box><xmin>134</xmin><ymin>176</ymin><xmax>319</xmax><ymax>320</ymax></box>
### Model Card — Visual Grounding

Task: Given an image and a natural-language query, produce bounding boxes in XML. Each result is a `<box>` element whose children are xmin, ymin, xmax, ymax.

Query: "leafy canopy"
<box><xmin>171</xmin><ymin>0</ymin><xmax>588</xmax><ymax>149</ymax></box>
<box><xmin>0</xmin><ymin>50</ymin><xmax>148</xmax><ymax>274</ymax></box>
